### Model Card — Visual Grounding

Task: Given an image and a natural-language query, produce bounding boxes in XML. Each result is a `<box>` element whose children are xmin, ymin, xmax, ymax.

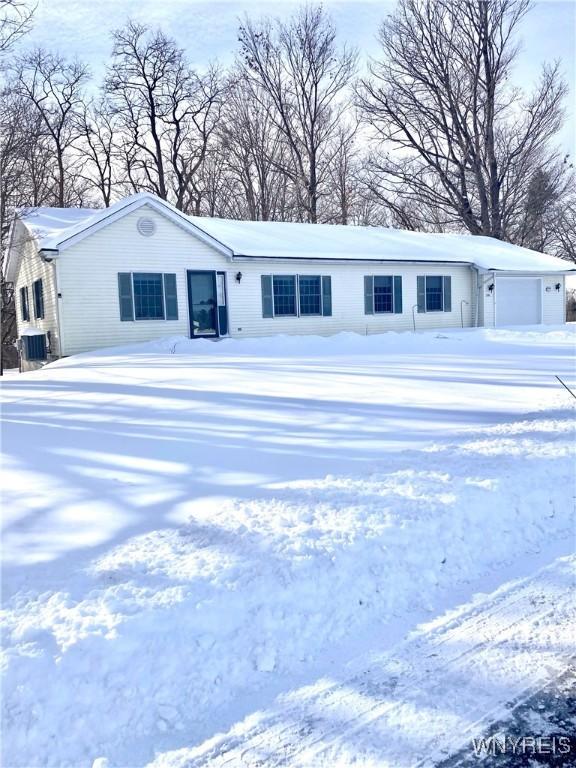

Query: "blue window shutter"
<box><xmin>20</xmin><ymin>287</ymin><xmax>29</xmax><ymax>321</ymax></box>
<box><xmin>33</xmin><ymin>279</ymin><xmax>44</xmax><ymax>319</ymax></box>
<box><xmin>417</xmin><ymin>276</ymin><xmax>426</xmax><ymax>313</ymax></box>
<box><xmin>393</xmin><ymin>276</ymin><xmax>403</xmax><ymax>314</ymax></box>
<box><xmin>443</xmin><ymin>276</ymin><xmax>452</xmax><ymax>312</ymax></box>
<box><xmin>163</xmin><ymin>274</ymin><xmax>178</xmax><ymax>320</ymax></box>
<box><xmin>364</xmin><ymin>276</ymin><xmax>374</xmax><ymax>314</ymax></box>
<box><xmin>261</xmin><ymin>275</ymin><xmax>273</xmax><ymax>317</ymax></box>
<box><xmin>322</xmin><ymin>276</ymin><xmax>332</xmax><ymax>316</ymax></box>
<box><xmin>118</xmin><ymin>273</ymin><xmax>134</xmax><ymax>321</ymax></box>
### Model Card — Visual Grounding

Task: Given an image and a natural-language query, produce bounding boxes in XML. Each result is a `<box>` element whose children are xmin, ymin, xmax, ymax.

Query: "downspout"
<box><xmin>492</xmin><ymin>271</ymin><xmax>496</xmax><ymax>328</ymax></box>
<box><xmin>39</xmin><ymin>249</ymin><xmax>63</xmax><ymax>357</ymax></box>
<box><xmin>476</xmin><ymin>271</ymin><xmax>496</xmax><ymax>328</ymax></box>
<box><xmin>53</xmin><ymin>258</ymin><xmax>65</xmax><ymax>358</ymax></box>
<box><xmin>475</xmin><ymin>271</ymin><xmax>481</xmax><ymax>328</ymax></box>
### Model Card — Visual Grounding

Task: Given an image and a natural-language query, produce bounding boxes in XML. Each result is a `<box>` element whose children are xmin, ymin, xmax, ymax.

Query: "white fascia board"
<box><xmin>55</xmin><ymin>197</ymin><xmax>234</xmax><ymax>259</ymax></box>
<box><xmin>231</xmin><ymin>255</ymin><xmax>473</xmax><ymax>266</ymax></box>
<box><xmin>477</xmin><ymin>267</ymin><xmax>576</xmax><ymax>275</ymax></box>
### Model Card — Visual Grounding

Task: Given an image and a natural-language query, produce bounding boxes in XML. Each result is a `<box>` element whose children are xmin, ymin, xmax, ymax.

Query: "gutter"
<box><xmin>39</xmin><ymin>248</ymin><xmax>59</xmax><ymax>262</ymax></box>
<box><xmin>53</xmin><ymin>258</ymin><xmax>65</xmax><ymax>357</ymax></box>
<box><xmin>476</xmin><ymin>267</ymin><xmax>576</xmax><ymax>276</ymax></box>
<box><xmin>231</xmin><ymin>255</ymin><xmax>472</xmax><ymax>266</ymax></box>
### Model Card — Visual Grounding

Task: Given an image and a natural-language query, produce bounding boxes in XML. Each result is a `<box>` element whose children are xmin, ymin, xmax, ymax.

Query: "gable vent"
<box><xmin>137</xmin><ymin>217</ymin><xmax>156</xmax><ymax>237</ymax></box>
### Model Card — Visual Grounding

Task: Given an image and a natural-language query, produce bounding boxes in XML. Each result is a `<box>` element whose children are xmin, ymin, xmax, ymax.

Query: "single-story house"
<box><xmin>5</xmin><ymin>192</ymin><xmax>575</xmax><ymax>369</ymax></box>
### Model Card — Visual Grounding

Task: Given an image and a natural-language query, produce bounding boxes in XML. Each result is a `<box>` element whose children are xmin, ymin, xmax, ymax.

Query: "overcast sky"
<box><xmin>23</xmin><ymin>0</ymin><xmax>575</xmax><ymax>150</ymax></box>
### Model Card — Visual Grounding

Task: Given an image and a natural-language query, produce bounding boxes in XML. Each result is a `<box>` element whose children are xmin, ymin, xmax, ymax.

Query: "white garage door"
<box><xmin>496</xmin><ymin>278</ymin><xmax>542</xmax><ymax>326</ymax></box>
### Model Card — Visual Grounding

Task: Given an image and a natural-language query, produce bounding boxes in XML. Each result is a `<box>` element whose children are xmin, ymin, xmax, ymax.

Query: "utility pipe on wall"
<box><xmin>460</xmin><ymin>299</ymin><xmax>469</xmax><ymax>328</ymax></box>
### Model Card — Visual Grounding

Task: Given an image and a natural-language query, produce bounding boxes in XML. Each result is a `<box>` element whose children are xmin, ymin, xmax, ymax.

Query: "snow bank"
<box><xmin>45</xmin><ymin>325</ymin><xmax>576</xmax><ymax>366</ymax></box>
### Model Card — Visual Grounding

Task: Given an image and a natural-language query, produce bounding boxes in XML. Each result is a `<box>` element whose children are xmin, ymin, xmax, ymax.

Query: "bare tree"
<box><xmin>238</xmin><ymin>4</ymin><xmax>357</xmax><ymax>223</ymax></box>
<box><xmin>555</xmin><ymin>195</ymin><xmax>576</xmax><ymax>263</ymax></box>
<box><xmin>14</xmin><ymin>48</ymin><xmax>89</xmax><ymax>206</ymax></box>
<box><xmin>357</xmin><ymin>0</ymin><xmax>567</xmax><ymax>240</ymax></box>
<box><xmin>0</xmin><ymin>0</ymin><xmax>34</xmax><ymax>55</ymax></box>
<box><xmin>321</xmin><ymin>124</ymin><xmax>362</xmax><ymax>224</ymax></box>
<box><xmin>105</xmin><ymin>21</ymin><xmax>224</xmax><ymax>212</ymax></box>
<box><xmin>0</xmin><ymin>1</ymin><xmax>36</xmax><ymax>373</ymax></box>
<box><xmin>217</xmin><ymin>76</ymin><xmax>295</xmax><ymax>220</ymax></box>
<box><xmin>75</xmin><ymin>99</ymin><xmax>119</xmax><ymax>207</ymax></box>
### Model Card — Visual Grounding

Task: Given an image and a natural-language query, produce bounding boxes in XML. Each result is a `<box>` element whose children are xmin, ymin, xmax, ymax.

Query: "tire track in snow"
<box><xmin>149</xmin><ymin>554</ymin><xmax>576</xmax><ymax>768</ymax></box>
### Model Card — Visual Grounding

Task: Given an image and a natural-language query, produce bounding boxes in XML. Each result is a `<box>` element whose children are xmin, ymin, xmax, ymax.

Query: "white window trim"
<box><xmin>131</xmin><ymin>272</ymin><xmax>166</xmax><ymax>321</ymax></box>
<box><xmin>369</xmin><ymin>275</ymin><xmax>397</xmax><ymax>314</ymax></box>
<box><xmin>424</xmin><ymin>275</ymin><xmax>446</xmax><ymax>313</ymax></box>
<box><xmin>268</xmin><ymin>274</ymin><xmax>326</xmax><ymax>318</ymax></box>
<box><xmin>298</xmin><ymin>275</ymin><xmax>323</xmax><ymax>317</ymax></box>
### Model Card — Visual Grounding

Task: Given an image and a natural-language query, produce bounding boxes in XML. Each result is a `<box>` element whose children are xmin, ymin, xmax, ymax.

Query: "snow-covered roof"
<box><xmin>187</xmin><ymin>216</ymin><xmax>573</xmax><ymax>272</ymax></box>
<box><xmin>9</xmin><ymin>192</ymin><xmax>575</xmax><ymax>276</ymax></box>
<box><xmin>18</xmin><ymin>206</ymin><xmax>99</xmax><ymax>245</ymax></box>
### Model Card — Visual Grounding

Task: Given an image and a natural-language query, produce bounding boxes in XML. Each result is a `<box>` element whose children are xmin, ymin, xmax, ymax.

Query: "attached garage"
<box><xmin>495</xmin><ymin>277</ymin><xmax>542</xmax><ymax>327</ymax></box>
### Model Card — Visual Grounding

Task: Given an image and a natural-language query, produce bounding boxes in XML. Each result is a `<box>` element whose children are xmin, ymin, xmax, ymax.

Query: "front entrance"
<box><xmin>187</xmin><ymin>270</ymin><xmax>228</xmax><ymax>338</ymax></box>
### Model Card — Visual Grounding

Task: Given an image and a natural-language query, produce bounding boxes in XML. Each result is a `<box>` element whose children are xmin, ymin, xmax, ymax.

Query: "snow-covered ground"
<box><xmin>148</xmin><ymin>552</ymin><xmax>576</xmax><ymax>768</ymax></box>
<box><xmin>1</xmin><ymin>327</ymin><xmax>575</xmax><ymax>767</ymax></box>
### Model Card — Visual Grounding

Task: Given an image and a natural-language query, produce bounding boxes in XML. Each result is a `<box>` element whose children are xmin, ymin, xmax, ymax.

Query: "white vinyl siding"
<box><xmin>230</xmin><ymin>262</ymin><xmax>474</xmax><ymax>337</ymax></box>
<box><xmin>12</xmin><ymin>220</ymin><xmax>61</xmax><ymax>356</ymax></box>
<box><xmin>52</xmin><ymin>207</ymin><xmax>478</xmax><ymax>354</ymax></box>
<box><xmin>56</xmin><ymin>206</ymin><xmax>230</xmax><ymax>355</ymax></box>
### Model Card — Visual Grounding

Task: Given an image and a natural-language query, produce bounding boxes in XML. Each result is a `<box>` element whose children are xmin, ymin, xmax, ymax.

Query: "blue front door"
<box><xmin>187</xmin><ymin>271</ymin><xmax>219</xmax><ymax>337</ymax></box>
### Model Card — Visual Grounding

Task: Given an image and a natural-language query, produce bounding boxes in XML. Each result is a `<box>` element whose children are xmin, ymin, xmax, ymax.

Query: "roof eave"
<box><xmin>231</xmin><ymin>254</ymin><xmax>474</xmax><ymax>265</ymax></box>
<box><xmin>477</xmin><ymin>266</ymin><xmax>576</xmax><ymax>275</ymax></box>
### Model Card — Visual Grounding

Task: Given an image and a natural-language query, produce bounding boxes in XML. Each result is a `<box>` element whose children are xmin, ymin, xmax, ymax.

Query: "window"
<box><xmin>118</xmin><ymin>273</ymin><xmax>178</xmax><ymax>322</ymax></box>
<box><xmin>425</xmin><ymin>276</ymin><xmax>443</xmax><ymax>311</ymax></box>
<box><xmin>299</xmin><ymin>276</ymin><xmax>322</xmax><ymax>315</ymax></box>
<box><xmin>364</xmin><ymin>275</ymin><xmax>403</xmax><ymax>314</ymax></box>
<box><xmin>133</xmin><ymin>273</ymin><xmax>164</xmax><ymax>320</ymax></box>
<box><xmin>20</xmin><ymin>286</ymin><xmax>30</xmax><ymax>321</ymax></box>
<box><xmin>32</xmin><ymin>279</ymin><xmax>44</xmax><ymax>319</ymax></box>
<box><xmin>273</xmin><ymin>275</ymin><xmax>297</xmax><ymax>316</ymax></box>
<box><xmin>417</xmin><ymin>276</ymin><xmax>452</xmax><ymax>313</ymax></box>
<box><xmin>261</xmin><ymin>275</ymin><xmax>332</xmax><ymax>318</ymax></box>
<box><xmin>374</xmin><ymin>276</ymin><xmax>393</xmax><ymax>313</ymax></box>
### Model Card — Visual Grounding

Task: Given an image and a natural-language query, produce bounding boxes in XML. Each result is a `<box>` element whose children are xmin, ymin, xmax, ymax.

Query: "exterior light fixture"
<box><xmin>555</xmin><ymin>283</ymin><xmax>561</xmax><ymax>291</ymax></box>
<box><xmin>235</xmin><ymin>271</ymin><xmax>243</xmax><ymax>283</ymax></box>
<box><xmin>488</xmin><ymin>283</ymin><xmax>495</xmax><ymax>293</ymax></box>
